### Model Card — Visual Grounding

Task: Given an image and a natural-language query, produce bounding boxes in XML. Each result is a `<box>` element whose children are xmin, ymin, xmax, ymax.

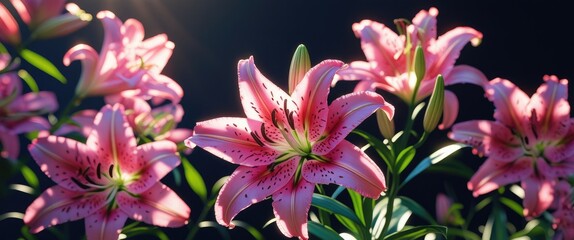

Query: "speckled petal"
<box><xmin>126</xmin><ymin>140</ymin><xmax>180</xmax><ymax>193</ymax></box>
<box><xmin>84</xmin><ymin>208</ymin><xmax>128</xmax><ymax>240</ymax></box>
<box><xmin>271</xmin><ymin>179</ymin><xmax>314</xmax><ymax>240</ymax></box>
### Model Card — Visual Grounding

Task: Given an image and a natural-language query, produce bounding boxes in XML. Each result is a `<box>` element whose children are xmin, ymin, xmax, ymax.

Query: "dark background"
<box><xmin>1</xmin><ymin>0</ymin><xmax>573</xmax><ymax>239</ymax></box>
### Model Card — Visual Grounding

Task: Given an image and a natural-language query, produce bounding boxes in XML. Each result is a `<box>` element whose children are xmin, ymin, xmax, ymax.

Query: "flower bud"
<box><xmin>31</xmin><ymin>3</ymin><xmax>91</xmax><ymax>40</ymax></box>
<box><xmin>423</xmin><ymin>75</ymin><xmax>444</xmax><ymax>132</ymax></box>
<box><xmin>0</xmin><ymin>3</ymin><xmax>21</xmax><ymax>45</ymax></box>
<box><xmin>414</xmin><ymin>44</ymin><xmax>425</xmax><ymax>83</ymax></box>
<box><xmin>288</xmin><ymin>44</ymin><xmax>311</xmax><ymax>94</ymax></box>
<box><xmin>376</xmin><ymin>108</ymin><xmax>395</xmax><ymax>140</ymax></box>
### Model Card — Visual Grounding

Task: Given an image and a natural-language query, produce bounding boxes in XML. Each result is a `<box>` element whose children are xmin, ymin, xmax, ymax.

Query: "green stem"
<box><xmin>379</xmin><ymin>170</ymin><xmax>400</xmax><ymax>238</ymax></box>
<box><xmin>395</xmin><ymin>103</ymin><xmax>415</xmax><ymax>151</ymax></box>
<box><xmin>49</xmin><ymin>94</ymin><xmax>83</xmax><ymax>133</ymax></box>
<box><xmin>186</xmin><ymin>197</ymin><xmax>216</xmax><ymax>240</ymax></box>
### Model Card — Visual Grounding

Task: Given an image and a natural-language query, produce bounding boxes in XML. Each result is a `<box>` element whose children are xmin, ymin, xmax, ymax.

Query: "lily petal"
<box><xmin>8</xmin><ymin>116</ymin><xmax>51</xmax><ymax>134</ymax></box>
<box><xmin>118</xmin><ymin>183</ymin><xmax>190</xmax><ymax>227</ymax></box>
<box><xmin>412</xmin><ymin>7</ymin><xmax>438</xmax><ymax>46</ymax></box>
<box><xmin>238</xmin><ymin>56</ymin><xmax>292</xmax><ymax>124</ymax></box>
<box><xmin>138</xmin><ymin>74</ymin><xmax>183</xmax><ymax>104</ymax></box>
<box><xmin>215</xmin><ymin>161</ymin><xmax>296</xmax><ymax>227</ymax></box>
<box><xmin>304</xmin><ymin>140</ymin><xmax>386</xmax><ymax>198</ymax></box>
<box><xmin>352</xmin><ymin>20</ymin><xmax>404</xmax><ymax>76</ymax></box>
<box><xmin>0</xmin><ymin>130</ymin><xmax>19</xmax><ymax>160</ymax></box>
<box><xmin>444</xmin><ymin>65</ymin><xmax>488</xmax><ymax>87</ymax></box>
<box><xmin>528</xmin><ymin>75</ymin><xmax>570</xmax><ymax>139</ymax></box>
<box><xmin>468</xmin><ymin>157</ymin><xmax>532</xmax><ymax>196</ymax></box>
<box><xmin>127</xmin><ymin>141</ymin><xmax>180</xmax><ymax>193</ymax></box>
<box><xmin>29</xmin><ymin>136</ymin><xmax>100</xmax><ymax>191</ymax></box>
<box><xmin>292</xmin><ymin>60</ymin><xmax>343</xmax><ymax>140</ymax></box>
<box><xmin>426</xmin><ymin>27</ymin><xmax>482</xmax><ymax>78</ymax></box>
<box><xmin>24</xmin><ymin>186</ymin><xmax>107</xmax><ymax>233</ymax></box>
<box><xmin>8</xmin><ymin>91</ymin><xmax>58</xmax><ymax>114</ymax></box>
<box><xmin>484</xmin><ymin>78</ymin><xmax>530</xmax><ymax>133</ymax></box>
<box><xmin>449</xmin><ymin>120</ymin><xmax>522</xmax><ymax>161</ymax></box>
<box><xmin>84</xmin><ymin>208</ymin><xmax>128</xmax><ymax>240</ymax></box>
<box><xmin>439</xmin><ymin>90</ymin><xmax>459</xmax><ymax>130</ymax></box>
<box><xmin>87</xmin><ymin>104</ymin><xmax>137</xmax><ymax>168</ymax></box>
<box><xmin>521</xmin><ymin>175</ymin><xmax>555</xmax><ymax>218</ymax></box>
<box><xmin>313</xmin><ymin>91</ymin><xmax>394</xmax><ymax>154</ymax></box>
<box><xmin>189</xmin><ymin>117</ymin><xmax>278</xmax><ymax>166</ymax></box>
<box><xmin>271</xmin><ymin>179</ymin><xmax>314</xmax><ymax>240</ymax></box>
<box><xmin>545</xmin><ymin>119</ymin><xmax>574</xmax><ymax>164</ymax></box>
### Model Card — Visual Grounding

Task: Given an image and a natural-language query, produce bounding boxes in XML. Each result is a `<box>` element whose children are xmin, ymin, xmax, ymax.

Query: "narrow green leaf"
<box><xmin>348</xmin><ymin>189</ymin><xmax>365</xmax><ymax>225</ymax></box>
<box><xmin>402</xmin><ymin>143</ymin><xmax>466</xmax><ymax>187</ymax></box>
<box><xmin>395</xmin><ymin>146</ymin><xmax>416</xmax><ymax>173</ymax></box>
<box><xmin>181</xmin><ymin>157</ymin><xmax>207</xmax><ymax>202</ymax></box>
<box><xmin>198</xmin><ymin>221</ymin><xmax>231</xmax><ymax>240</ymax></box>
<box><xmin>398</xmin><ymin>196</ymin><xmax>437</xmax><ymax>224</ymax></box>
<box><xmin>0</xmin><ymin>212</ymin><xmax>24</xmax><ymax>221</ymax></box>
<box><xmin>308</xmin><ymin>221</ymin><xmax>344</xmax><ymax>240</ymax></box>
<box><xmin>19</xmin><ymin>49</ymin><xmax>67</xmax><ymax>83</ymax></box>
<box><xmin>500</xmin><ymin>197</ymin><xmax>524</xmax><ymax>217</ymax></box>
<box><xmin>383</xmin><ymin>225</ymin><xmax>447</xmax><ymax>240</ymax></box>
<box><xmin>427</xmin><ymin>160</ymin><xmax>474</xmax><ymax>179</ymax></box>
<box><xmin>482</xmin><ymin>204</ymin><xmax>508</xmax><ymax>240</ymax></box>
<box><xmin>18</xmin><ymin>70</ymin><xmax>39</xmax><ymax>92</ymax></box>
<box><xmin>0</xmin><ymin>42</ymin><xmax>7</xmax><ymax>53</ymax></box>
<box><xmin>230</xmin><ymin>220</ymin><xmax>264</xmax><ymax>240</ymax></box>
<box><xmin>172</xmin><ymin>166</ymin><xmax>182</xmax><ymax>186</ymax></box>
<box><xmin>447</xmin><ymin>228</ymin><xmax>481</xmax><ymax>240</ymax></box>
<box><xmin>312</xmin><ymin>193</ymin><xmax>362</xmax><ymax>225</ymax></box>
<box><xmin>211</xmin><ymin>176</ymin><xmax>228</xmax><ymax>197</ymax></box>
<box><xmin>20</xmin><ymin>165</ymin><xmax>39</xmax><ymax>190</ymax></box>
<box><xmin>352</xmin><ymin>129</ymin><xmax>394</xmax><ymax>171</ymax></box>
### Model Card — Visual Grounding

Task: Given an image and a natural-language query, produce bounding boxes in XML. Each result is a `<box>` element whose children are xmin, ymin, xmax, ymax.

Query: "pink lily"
<box><xmin>24</xmin><ymin>104</ymin><xmax>190</xmax><ymax>240</ymax></box>
<box><xmin>449</xmin><ymin>75</ymin><xmax>574</xmax><ymax>218</ymax></box>
<box><xmin>10</xmin><ymin>0</ymin><xmax>66</xmax><ymax>28</ymax></box>
<box><xmin>336</xmin><ymin>7</ymin><xmax>487</xmax><ymax>129</ymax></box>
<box><xmin>1</xmin><ymin>72</ymin><xmax>57</xmax><ymax>161</ymax></box>
<box><xmin>64</xmin><ymin>11</ymin><xmax>182</xmax><ymax>103</ymax></box>
<box><xmin>187</xmin><ymin>56</ymin><xmax>393</xmax><ymax>239</ymax></box>
<box><xmin>436</xmin><ymin>193</ymin><xmax>452</xmax><ymax>225</ymax></box>
<box><xmin>552</xmin><ymin>181</ymin><xmax>574</xmax><ymax>239</ymax></box>
<box><xmin>107</xmin><ymin>92</ymin><xmax>193</xmax><ymax>145</ymax></box>
<box><xmin>0</xmin><ymin>2</ymin><xmax>20</xmax><ymax>45</ymax></box>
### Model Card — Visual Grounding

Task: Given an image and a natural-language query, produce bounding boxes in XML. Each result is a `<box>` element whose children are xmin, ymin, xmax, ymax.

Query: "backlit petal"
<box><xmin>24</xmin><ymin>186</ymin><xmax>107</xmax><ymax>233</ymax></box>
<box><xmin>426</xmin><ymin>27</ymin><xmax>482</xmax><ymax>77</ymax></box>
<box><xmin>29</xmin><ymin>136</ymin><xmax>100</xmax><ymax>191</ymax></box>
<box><xmin>271</xmin><ymin>179</ymin><xmax>314</xmax><ymax>240</ymax></box>
<box><xmin>313</xmin><ymin>91</ymin><xmax>394</xmax><ymax>154</ymax></box>
<box><xmin>528</xmin><ymin>75</ymin><xmax>570</xmax><ymax>139</ymax></box>
<box><xmin>353</xmin><ymin>20</ymin><xmax>404</xmax><ymax>76</ymax></box>
<box><xmin>238</xmin><ymin>56</ymin><xmax>291</xmax><ymax>124</ymax></box>
<box><xmin>521</xmin><ymin>176</ymin><xmax>555</xmax><ymax>218</ymax></box>
<box><xmin>304</xmin><ymin>140</ymin><xmax>386</xmax><ymax>198</ymax></box>
<box><xmin>412</xmin><ymin>7</ymin><xmax>438</xmax><ymax>46</ymax></box>
<box><xmin>118</xmin><ymin>183</ymin><xmax>190</xmax><ymax>227</ymax></box>
<box><xmin>215</xmin><ymin>161</ymin><xmax>296</xmax><ymax>227</ymax></box>
<box><xmin>87</xmin><ymin>104</ymin><xmax>137</xmax><ymax>169</ymax></box>
<box><xmin>449</xmin><ymin>120</ymin><xmax>522</xmax><ymax>161</ymax></box>
<box><xmin>484</xmin><ymin>78</ymin><xmax>530</xmax><ymax>133</ymax></box>
<box><xmin>189</xmin><ymin>117</ymin><xmax>279</xmax><ymax>166</ymax></box>
<box><xmin>127</xmin><ymin>141</ymin><xmax>180</xmax><ymax>193</ymax></box>
<box><xmin>292</xmin><ymin>60</ymin><xmax>343</xmax><ymax>140</ymax></box>
<box><xmin>444</xmin><ymin>65</ymin><xmax>488</xmax><ymax>87</ymax></box>
<box><xmin>84</xmin><ymin>208</ymin><xmax>128</xmax><ymax>240</ymax></box>
<box><xmin>468</xmin><ymin>157</ymin><xmax>532</xmax><ymax>196</ymax></box>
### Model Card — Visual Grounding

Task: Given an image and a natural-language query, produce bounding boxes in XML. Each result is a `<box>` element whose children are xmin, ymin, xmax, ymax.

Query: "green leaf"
<box><xmin>312</xmin><ymin>193</ymin><xmax>362</xmax><ymax>225</ymax></box>
<box><xmin>352</xmin><ymin>129</ymin><xmax>394</xmax><ymax>171</ymax></box>
<box><xmin>0</xmin><ymin>212</ymin><xmax>24</xmax><ymax>221</ymax></box>
<box><xmin>172</xmin><ymin>165</ymin><xmax>182</xmax><ymax>186</ymax></box>
<box><xmin>395</xmin><ymin>146</ymin><xmax>416</xmax><ymax>173</ymax></box>
<box><xmin>402</xmin><ymin>143</ymin><xmax>466</xmax><ymax>187</ymax></box>
<box><xmin>509</xmin><ymin>219</ymin><xmax>552</xmax><ymax>239</ymax></box>
<box><xmin>121</xmin><ymin>227</ymin><xmax>169</xmax><ymax>240</ymax></box>
<box><xmin>348</xmin><ymin>189</ymin><xmax>365</xmax><ymax>225</ymax></box>
<box><xmin>20</xmin><ymin>165</ymin><xmax>39</xmax><ymax>190</ymax></box>
<box><xmin>383</xmin><ymin>225</ymin><xmax>447</xmax><ymax>240</ymax></box>
<box><xmin>398</xmin><ymin>196</ymin><xmax>437</xmax><ymax>224</ymax></box>
<box><xmin>19</xmin><ymin>49</ymin><xmax>67</xmax><ymax>84</ymax></box>
<box><xmin>181</xmin><ymin>157</ymin><xmax>207</xmax><ymax>202</ymax></box>
<box><xmin>18</xmin><ymin>70</ymin><xmax>39</xmax><ymax>92</ymax></box>
<box><xmin>230</xmin><ymin>220</ymin><xmax>264</xmax><ymax>240</ymax></box>
<box><xmin>198</xmin><ymin>221</ymin><xmax>231</xmax><ymax>240</ymax></box>
<box><xmin>308</xmin><ymin>221</ymin><xmax>344</xmax><ymax>240</ymax></box>
<box><xmin>211</xmin><ymin>176</ymin><xmax>228</xmax><ymax>197</ymax></box>
<box><xmin>500</xmin><ymin>197</ymin><xmax>524</xmax><ymax>217</ymax></box>
<box><xmin>427</xmin><ymin>160</ymin><xmax>474</xmax><ymax>179</ymax></box>
<box><xmin>446</xmin><ymin>228</ymin><xmax>481</xmax><ymax>240</ymax></box>
<box><xmin>482</xmin><ymin>203</ymin><xmax>508</xmax><ymax>240</ymax></box>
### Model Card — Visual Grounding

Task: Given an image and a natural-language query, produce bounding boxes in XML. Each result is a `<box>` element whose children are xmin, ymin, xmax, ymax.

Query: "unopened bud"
<box><xmin>288</xmin><ymin>44</ymin><xmax>311</xmax><ymax>94</ymax></box>
<box><xmin>414</xmin><ymin>44</ymin><xmax>425</xmax><ymax>83</ymax></box>
<box><xmin>0</xmin><ymin>3</ymin><xmax>21</xmax><ymax>45</ymax></box>
<box><xmin>31</xmin><ymin>3</ymin><xmax>91</xmax><ymax>40</ymax></box>
<box><xmin>376</xmin><ymin>108</ymin><xmax>395</xmax><ymax>140</ymax></box>
<box><xmin>423</xmin><ymin>75</ymin><xmax>444</xmax><ymax>132</ymax></box>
